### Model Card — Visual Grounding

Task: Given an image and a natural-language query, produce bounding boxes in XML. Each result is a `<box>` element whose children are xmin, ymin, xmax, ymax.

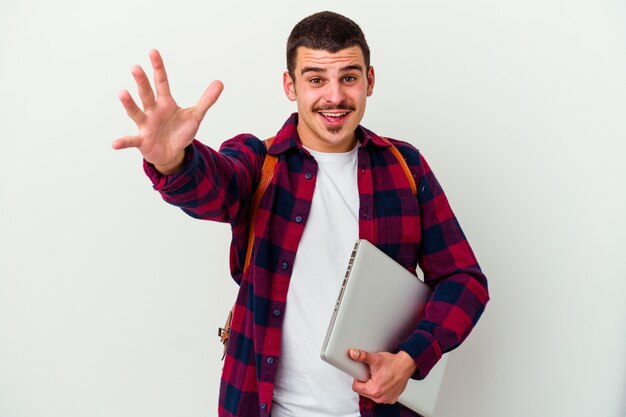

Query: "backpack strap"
<box><xmin>381</xmin><ymin>137</ymin><xmax>417</xmax><ymax>198</ymax></box>
<box><xmin>244</xmin><ymin>137</ymin><xmax>277</xmax><ymax>272</ymax></box>
<box><xmin>219</xmin><ymin>137</ymin><xmax>276</xmax><ymax>358</ymax></box>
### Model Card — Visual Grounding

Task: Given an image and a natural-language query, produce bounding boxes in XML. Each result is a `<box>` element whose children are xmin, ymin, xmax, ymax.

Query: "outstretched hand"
<box><xmin>349</xmin><ymin>348</ymin><xmax>418</xmax><ymax>404</ymax></box>
<box><xmin>112</xmin><ymin>49</ymin><xmax>224</xmax><ymax>175</ymax></box>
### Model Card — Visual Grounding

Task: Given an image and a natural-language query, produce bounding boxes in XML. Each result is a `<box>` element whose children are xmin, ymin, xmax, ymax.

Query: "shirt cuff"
<box><xmin>398</xmin><ymin>330</ymin><xmax>443</xmax><ymax>380</ymax></box>
<box><xmin>143</xmin><ymin>142</ymin><xmax>197</xmax><ymax>192</ymax></box>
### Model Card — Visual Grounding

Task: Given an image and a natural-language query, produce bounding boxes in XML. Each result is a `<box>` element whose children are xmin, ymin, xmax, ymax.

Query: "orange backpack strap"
<box><xmin>219</xmin><ymin>137</ymin><xmax>277</xmax><ymax>359</ymax></box>
<box><xmin>381</xmin><ymin>137</ymin><xmax>417</xmax><ymax>198</ymax></box>
<box><xmin>243</xmin><ymin>137</ymin><xmax>277</xmax><ymax>272</ymax></box>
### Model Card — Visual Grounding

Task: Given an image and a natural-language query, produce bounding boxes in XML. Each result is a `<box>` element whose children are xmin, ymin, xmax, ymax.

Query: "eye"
<box><xmin>309</xmin><ymin>77</ymin><xmax>323</xmax><ymax>85</ymax></box>
<box><xmin>342</xmin><ymin>75</ymin><xmax>357</xmax><ymax>83</ymax></box>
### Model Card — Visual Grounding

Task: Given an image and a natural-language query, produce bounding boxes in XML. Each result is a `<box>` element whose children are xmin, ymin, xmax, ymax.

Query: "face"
<box><xmin>283</xmin><ymin>46</ymin><xmax>375</xmax><ymax>152</ymax></box>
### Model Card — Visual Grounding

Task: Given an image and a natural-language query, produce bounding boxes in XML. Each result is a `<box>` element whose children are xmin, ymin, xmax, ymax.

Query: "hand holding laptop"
<box><xmin>349</xmin><ymin>348</ymin><xmax>418</xmax><ymax>404</ymax></box>
<box><xmin>320</xmin><ymin>239</ymin><xmax>449</xmax><ymax>416</ymax></box>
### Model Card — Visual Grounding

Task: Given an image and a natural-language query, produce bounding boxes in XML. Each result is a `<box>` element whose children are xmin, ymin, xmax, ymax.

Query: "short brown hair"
<box><xmin>286</xmin><ymin>11</ymin><xmax>370</xmax><ymax>79</ymax></box>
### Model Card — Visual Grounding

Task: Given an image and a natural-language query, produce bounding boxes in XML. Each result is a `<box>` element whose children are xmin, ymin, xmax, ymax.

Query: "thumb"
<box><xmin>192</xmin><ymin>80</ymin><xmax>224</xmax><ymax>121</ymax></box>
<box><xmin>350</xmin><ymin>348</ymin><xmax>370</xmax><ymax>364</ymax></box>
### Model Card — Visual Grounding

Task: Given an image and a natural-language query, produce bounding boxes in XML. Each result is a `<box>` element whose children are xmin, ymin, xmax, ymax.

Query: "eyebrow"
<box><xmin>300</xmin><ymin>64</ymin><xmax>364</xmax><ymax>76</ymax></box>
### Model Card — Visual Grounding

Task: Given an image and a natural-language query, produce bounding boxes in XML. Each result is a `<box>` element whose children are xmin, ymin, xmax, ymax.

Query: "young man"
<box><xmin>113</xmin><ymin>11</ymin><xmax>489</xmax><ymax>417</ymax></box>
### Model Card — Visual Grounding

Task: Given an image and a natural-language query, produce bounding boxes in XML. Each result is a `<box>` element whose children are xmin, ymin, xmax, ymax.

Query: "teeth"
<box><xmin>320</xmin><ymin>112</ymin><xmax>348</xmax><ymax>118</ymax></box>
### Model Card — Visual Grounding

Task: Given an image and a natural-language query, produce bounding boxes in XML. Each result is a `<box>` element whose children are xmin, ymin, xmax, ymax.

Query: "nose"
<box><xmin>323</xmin><ymin>80</ymin><xmax>346</xmax><ymax>107</ymax></box>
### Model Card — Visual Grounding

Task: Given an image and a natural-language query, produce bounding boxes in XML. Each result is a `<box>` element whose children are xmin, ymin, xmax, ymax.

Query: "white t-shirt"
<box><xmin>271</xmin><ymin>145</ymin><xmax>361</xmax><ymax>417</ymax></box>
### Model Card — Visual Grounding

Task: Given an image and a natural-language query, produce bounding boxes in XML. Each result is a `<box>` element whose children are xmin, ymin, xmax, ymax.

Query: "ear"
<box><xmin>283</xmin><ymin>71</ymin><xmax>297</xmax><ymax>101</ymax></box>
<box><xmin>366</xmin><ymin>66</ymin><xmax>375</xmax><ymax>97</ymax></box>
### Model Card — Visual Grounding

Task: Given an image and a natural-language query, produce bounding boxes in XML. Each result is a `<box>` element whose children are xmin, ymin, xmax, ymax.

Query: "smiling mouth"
<box><xmin>319</xmin><ymin>111</ymin><xmax>349</xmax><ymax>118</ymax></box>
<box><xmin>317</xmin><ymin>110</ymin><xmax>351</xmax><ymax>126</ymax></box>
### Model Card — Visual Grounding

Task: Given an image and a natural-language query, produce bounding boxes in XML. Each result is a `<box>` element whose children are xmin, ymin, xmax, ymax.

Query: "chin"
<box><xmin>326</xmin><ymin>126</ymin><xmax>343</xmax><ymax>135</ymax></box>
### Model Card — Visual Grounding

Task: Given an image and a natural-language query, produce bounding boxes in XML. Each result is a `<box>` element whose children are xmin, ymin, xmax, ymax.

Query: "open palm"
<box><xmin>113</xmin><ymin>49</ymin><xmax>223</xmax><ymax>174</ymax></box>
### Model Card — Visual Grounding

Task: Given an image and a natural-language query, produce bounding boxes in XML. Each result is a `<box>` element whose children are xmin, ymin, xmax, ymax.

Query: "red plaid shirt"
<box><xmin>144</xmin><ymin>113</ymin><xmax>489</xmax><ymax>417</ymax></box>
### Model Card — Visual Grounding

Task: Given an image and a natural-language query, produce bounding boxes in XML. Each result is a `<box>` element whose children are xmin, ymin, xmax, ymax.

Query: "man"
<box><xmin>113</xmin><ymin>11</ymin><xmax>489</xmax><ymax>417</ymax></box>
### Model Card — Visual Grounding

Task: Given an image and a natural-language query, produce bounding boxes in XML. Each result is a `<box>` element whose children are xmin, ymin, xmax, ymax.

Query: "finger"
<box><xmin>353</xmin><ymin>379</ymin><xmax>394</xmax><ymax>405</ymax></box>
<box><xmin>350</xmin><ymin>348</ymin><xmax>369</xmax><ymax>364</ymax></box>
<box><xmin>149</xmin><ymin>49</ymin><xmax>171</xmax><ymax>98</ymax></box>
<box><xmin>118</xmin><ymin>90</ymin><xmax>146</xmax><ymax>125</ymax></box>
<box><xmin>112</xmin><ymin>135</ymin><xmax>142</xmax><ymax>150</ymax></box>
<box><xmin>192</xmin><ymin>80</ymin><xmax>224</xmax><ymax>121</ymax></box>
<box><xmin>352</xmin><ymin>379</ymin><xmax>378</xmax><ymax>401</ymax></box>
<box><xmin>130</xmin><ymin>65</ymin><xmax>156</xmax><ymax>109</ymax></box>
<box><xmin>352</xmin><ymin>378</ymin><xmax>367</xmax><ymax>393</ymax></box>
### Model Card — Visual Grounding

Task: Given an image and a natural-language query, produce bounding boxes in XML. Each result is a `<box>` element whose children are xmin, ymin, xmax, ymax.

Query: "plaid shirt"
<box><xmin>144</xmin><ymin>113</ymin><xmax>489</xmax><ymax>417</ymax></box>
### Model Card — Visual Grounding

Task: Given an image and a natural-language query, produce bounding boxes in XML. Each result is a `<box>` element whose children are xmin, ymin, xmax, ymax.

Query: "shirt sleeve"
<box><xmin>397</xmin><ymin>152</ymin><xmax>490</xmax><ymax>379</ymax></box>
<box><xmin>142</xmin><ymin>135</ymin><xmax>266</xmax><ymax>226</ymax></box>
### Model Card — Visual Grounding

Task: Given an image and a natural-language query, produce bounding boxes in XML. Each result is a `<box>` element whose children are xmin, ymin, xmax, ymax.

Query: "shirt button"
<box><xmin>267</xmin><ymin>357</ymin><xmax>275</xmax><ymax>365</ymax></box>
<box><xmin>305</xmin><ymin>172</ymin><xmax>313</xmax><ymax>180</ymax></box>
<box><xmin>295</xmin><ymin>215</ymin><xmax>303</xmax><ymax>223</ymax></box>
<box><xmin>273</xmin><ymin>309</ymin><xmax>281</xmax><ymax>317</ymax></box>
<box><xmin>281</xmin><ymin>262</ymin><xmax>289</xmax><ymax>270</ymax></box>
<box><xmin>261</xmin><ymin>402</ymin><xmax>267</xmax><ymax>410</ymax></box>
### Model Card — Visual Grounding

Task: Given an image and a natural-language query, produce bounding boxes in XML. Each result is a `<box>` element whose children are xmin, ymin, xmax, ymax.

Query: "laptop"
<box><xmin>320</xmin><ymin>239</ymin><xmax>449</xmax><ymax>417</ymax></box>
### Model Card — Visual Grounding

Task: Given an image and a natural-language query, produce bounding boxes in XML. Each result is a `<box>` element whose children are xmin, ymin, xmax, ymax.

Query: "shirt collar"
<box><xmin>267</xmin><ymin>113</ymin><xmax>391</xmax><ymax>155</ymax></box>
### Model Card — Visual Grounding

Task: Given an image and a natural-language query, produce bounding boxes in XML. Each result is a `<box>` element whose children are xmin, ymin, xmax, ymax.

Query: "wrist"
<box><xmin>397</xmin><ymin>350</ymin><xmax>418</xmax><ymax>378</ymax></box>
<box><xmin>154</xmin><ymin>151</ymin><xmax>186</xmax><ymax>175</ymax></box>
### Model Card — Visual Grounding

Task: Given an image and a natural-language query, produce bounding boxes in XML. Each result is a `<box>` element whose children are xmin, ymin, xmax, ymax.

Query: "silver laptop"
<box><xmin>320</xmin><ymin>239</ymin><xmax>449</xmax><ymax>417</ymax></box>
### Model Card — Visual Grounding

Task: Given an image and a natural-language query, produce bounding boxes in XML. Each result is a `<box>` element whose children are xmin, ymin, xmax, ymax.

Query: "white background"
<box><xmin>1</xmin><ymin>1</ymin><xmax>625</xmax><ymax>416</ymax></box>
